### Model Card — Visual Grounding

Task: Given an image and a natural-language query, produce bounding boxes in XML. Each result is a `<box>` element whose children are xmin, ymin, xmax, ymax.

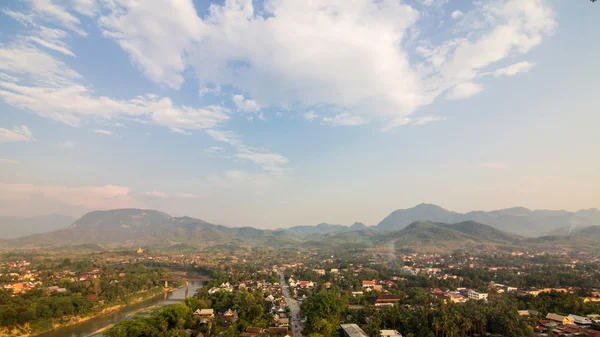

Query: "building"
<box><xmin>193</xmin><ymin>309</ymin><xmax>215</xmax><ymax>323</ymax></box>
<box><xmin>569</xmin><ymin>314</ymin><xmax>592</xmax><ymax>325</ymax></box>
<box><xmin>340</xmin><ymin>324</ymin><xmax>369</xmax><ymax>337</ymax></box>
<box><xmin>380</xmin><ymin>330</ymin><xmax>403</xmax><ymax>337</ymax></box>
<box><xmin>375</xmin><ymin>294</ymin><xmax>402</xmax><ymax>307</ymax></box>
<box><xmin>468</xmin><ymin>290</ymin><xmax>488</xmax><ymax>301</ymax></box>
<box><xmin>546</xmin><ymin>313</ymin><xmax>575</xmax><ymax>325</ymax></box>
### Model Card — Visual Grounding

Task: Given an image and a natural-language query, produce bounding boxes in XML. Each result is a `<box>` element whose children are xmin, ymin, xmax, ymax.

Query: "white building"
<box><xmin>468</xmin><ymin>290</ymin><xmax>488</xmax><ymax>301</ymax></box>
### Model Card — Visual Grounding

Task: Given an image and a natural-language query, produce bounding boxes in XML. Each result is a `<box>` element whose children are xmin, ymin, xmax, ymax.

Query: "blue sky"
<box><xmin>0</xmin><ymin>0</ymin><xmax>598</xmax><ymax>228</ymax></box>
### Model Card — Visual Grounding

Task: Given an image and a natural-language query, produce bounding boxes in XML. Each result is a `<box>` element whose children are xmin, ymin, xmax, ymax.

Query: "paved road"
<box><xmin>279</xmin><ymin>272</ymin><xmax>304</xmax><ymax>337</ymax></box>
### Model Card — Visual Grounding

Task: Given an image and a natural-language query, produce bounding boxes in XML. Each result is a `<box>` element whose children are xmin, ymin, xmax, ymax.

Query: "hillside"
<box><xmin>4</xmin><ymin>209</ymin><xmax>300</xmax><ymax>249</ymax></box>
<box><xmin>377</xmin><ymin>220</ymin><xmax>524</xmax><ymax>253</ymax></box>
<box><xmin>376</xmin><ymin>204</ymin><xmax>463</xmax><ymax>231</ymax></box>
<box><xmin>376</xmin><ymin>204</ymin><xmax>599</xmax><ymax>237</ymax></box>
<box><xmin>0</xmin><ymin>214</ymin><xmax>76</xmax><ymax>239</ymax></box>
<box><xmin>281</xmin><ymin>221</ymin><xmax>369</xmax><ymax>239</ymax></box>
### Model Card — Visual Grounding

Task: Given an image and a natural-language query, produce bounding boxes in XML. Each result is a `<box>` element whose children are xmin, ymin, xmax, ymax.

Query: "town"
<box><xmin>2</xmin><ymin>246</ymin><xmax>600</xmax><ymax>337</ymax></box>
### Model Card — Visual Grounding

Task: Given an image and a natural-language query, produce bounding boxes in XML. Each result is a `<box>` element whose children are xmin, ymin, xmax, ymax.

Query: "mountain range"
<box><xmin>1</xmin><ymin>204</ymin><xmax>599</xmax><ymax>252</ymax></box>
<box><xmin>375</xmin><ymin>203</ymin><xmax>600</xmax><ymax>237</ymax></box>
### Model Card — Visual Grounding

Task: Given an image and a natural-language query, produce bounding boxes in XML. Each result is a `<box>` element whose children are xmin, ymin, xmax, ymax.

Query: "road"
<box><xmin>279</xmin><ymin>272</ymin><xmax>304</xmax><ymax>337</ymax></box>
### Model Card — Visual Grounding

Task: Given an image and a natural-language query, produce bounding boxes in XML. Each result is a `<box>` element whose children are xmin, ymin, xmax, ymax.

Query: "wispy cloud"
<box><xmin>491</xmin><ymin>61</ymin><xmax>536</xmax><ymax>77</ymax></box>
<box><xmin>93</xmin><ymin>129</ymin><xmax>112</xmax><ymax>135</ymax></box>
<box><xmin>233</xmin><ymin>94</ymin><xmax>260</xmax><ymax>113</ymax></box>
<box><xmin>0</xmin><ymin>125</ymin><xmax>35</xmax><ymax>142</ymax></box>
<box><xmin>144</xmin><ymin>190</ymin><xmax>199</xmax><ymax>199</ymax></box>
<box><xmin>57</xmin><ymin>140</ymin><xmax>77</xmax><ymax>149</ymax></box>
<box><xmin>477</xmin><ymin>162</ymin><xmax>509</xmax><ymax>169</ymax></box>
<box><xmin>0</xmin><ymin>183</ymin><xmax>142</xmax><ymax>210</ymax></box>
<box><xmin>322</xmin><ymin>113</ymin><xmax>365</xmax><ymax>127</ymax></box>
<box><xmin>446</xmin><ymin>82</ymin><xmax>484</xmax><ymax>100</ymax></box>
<box><xmin>303</xmin><ymin>111</ymin><xmax>319</xmax><ymax>122</ymax></box>
<box><xmin>235</xmin><ymin>148</ymin><xmax>290</xmax><ymax>177</ymax></box>
<box><xmin>0</xmin><ymin>158</ymin><xmax>19</xmax><ymax>164</ymax></box>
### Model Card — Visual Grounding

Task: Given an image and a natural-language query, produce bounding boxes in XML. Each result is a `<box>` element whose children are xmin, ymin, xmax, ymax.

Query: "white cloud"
<box><xmin>0</xmin><ymin>125</ymin><xmax>35</xmax><ymax>142</ymax></box>
<box><xmin>205</xmin><ymin>146</ymin><xmax>224</xmax><ymax>154</ymax></box>
<box><xmin>29</xmin><ymin>0</ymin><xmax>87</xmax><ymax>36</ymax></box>
<box><xmin>0</xmin><ymin>183</ymin><xmax>142</xmax><ymax>210</ymax></box>
<box><xmin>446</xmin><ymin>82</ymin><xmax>484</xmax><ymax>100</ymax></box>
<box><xmin>303</xmin><ymin>111</ymin><xmax>319</xmax><ymax>122</ymax></box>
<box><xmin>115</xmin><ymin>122</ymin><xmax>125</xmax><ymax>127</ymax></box>
<box><xmin>322</xmin><ymin>113</ymin><xmax>366</xmax><ymax>126</ymax></box>
<box><xmin>0</xmin><ymin>43</ymin><xmax>80</xmax><ymax>87</ymax></box>
<box><xmin>205</xmin><ymin>129</ymin><xmax>239</xmax><ymax>145</ymax></box>
<box><xmin>235</xmin><ymin>148</ymin><xmax>290</xmax><ymax>177</ymax></box>
<box><xmin>93</xmin><ymin>129</ymin><xmax>112</xmax><ymax>135</ymax></box>
<box><xmin>233</xmin><ymin>94</ymin><xmax>260</xmax><ymax>113</ymax></box>
<box><xmin>451</xmin><ymin>10</ymin><xmax>463</xmax><ymax>19</ymax></box>
<box><xmin>57</xmin><ymin>140</ymin><xmax>77</xmax><ymax>149</ymax></box>
<box><xmin>144</xmin><ymin>190</ymin><xmax>199</xmax><ymax>199</ymax></box>
<box><xmin>175</xmin><ymin>193</ymin><xmax>199</xmax><ymax>199</ymax></box>
<box><xmin>26</xmin><ymin>26</ymin><xmax>75</xmax><ymax>57</ymax></box>
<box><xmin>1</xmin><ymin>0</ymin><xmax>557</xmax><ymax>131</ymax></box>
<box><xmin>492</xmin><ymin>61</ymin><xmax>536</xmax><ymax>77</ymax></box>
<box><xmin>199</xmin><ymin>85</ymin><xmax>222</xmax><ymax>97</ymax></box>
<box><xmin>477</xmin><ymin>162</ymin><xmax>509</xmax><ymax>169</ymax></box>
<box><xmin>98</xmin><ymin>0</ymin><xmax>203</xmax><ymax>89</ymax></box>
<box><xmin>208</xmin><ymin>170</ymin><xmax>272</xmax><ymax>190</ymax></box>
<box><xmin>276</xmin><ymin>112</ymin><xmax>283</xmax><ymax>118</ymax></box>
<box><xmin>0</xmin><ymin>42</ymin><xmax>230</xmax><ymax>130</ymax></box>
<box><xmin>144</xmin><ymin>190</ymin><xmax>169</xmax><ymax>199</ymax></box>
<box><xmin>381</xmin><ymin>115</ymin><xmax>446</xmax><ymax>131</ymax></box>
<box><xmin>0</xmin><ymin>159</ymin><xmax>19</xmax><ymax>164</ymax></box>
<box><xmin>412</xmin><ymin>116</ymin><xmax>447</xmax><ymax>125</ymax></box>
<box><xmin>94</xmin><ymin>0</ymin><xmax>554</xmax><ymax>129</ymax></box>
<box><xmin>70</xmin><ymin>0</ymin><xmax>98</xmax><ymax>17</ymax></box>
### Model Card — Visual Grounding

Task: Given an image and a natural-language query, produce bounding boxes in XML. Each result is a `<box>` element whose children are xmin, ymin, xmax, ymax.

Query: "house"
<box><xmin>362</xmin><ymin>280</ymin><xmax>376</xmax><ymax>288</ymax></box>
<box><xmin>518</xmin><ymin>310</ymin><xmax>540</xmax><ymax>317</ymax></box>
<box><xmin>298</xmin><ymin>281</ymin><xmax>314</xmax><ymax>288</ymax></box>
<box><xmin>340</xmin><ymin>324</ymin><xmax>369</xmax><ymax>337</ymax></box>
<box><xmin>193</xmin><ymin>309</ymin><xmax>215</xmax><ymax>323</ymax></box>
<box><xmin>278</xmin><ymin>318</ymin><xmax>289</xmax><ymax>328</ymax></box>
<box><xmin>546</xmin><ymin>313</ymin><xmax>575</xmax><ymax>325</ymax></box>
<box><xmin>223</xmin><ymin>309</ymin><xmax>239</xmax><ymax>322</ymax></box>
<box><xmin>269</xmin><ymin>327</ymin><xmax>289</xmax><ymax>337</ymax></box>
<box><xmin>380</xmin><ymin>330</ymin><xmax>403</xmax><ymax>337</ymax></box>
<box><xmin>375</xmin><ymin>294</ymin><xmax>402</xmax><ymax>307</ymax></box>
<box><xmin>468</xmin><ymin>290</ymin><xmax>488</xmax><ymax>301</ymax></box>
<box><xmin>447</xmin><ymin>292</ymin><xmax>467</xmax><ymax>303</ymax></box>
<box><xmin>569</xmin><ymin>314</ymin><xmax>592</xmax><ymax>325</ymax></box>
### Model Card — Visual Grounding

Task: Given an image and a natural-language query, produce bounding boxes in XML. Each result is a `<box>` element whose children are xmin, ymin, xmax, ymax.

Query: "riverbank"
<box><xmin>0</xmin><ymin>287</ymin><xmax>172</xmax><ymax>337</ymax></box>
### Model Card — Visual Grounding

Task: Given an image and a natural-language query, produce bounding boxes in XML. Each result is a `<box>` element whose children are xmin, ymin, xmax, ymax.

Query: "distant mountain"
<box><xmin>376</xmin><ymin>204</ymin><xmax>599</xmax><ymax>237</ymax></box>
<box><xmin>378</xmin><ymin>220</ymin><xmax>523</xmax><ymax>253</ymax></box>
<box><xmin>376</xmin><ymin>203</ymin><xmax>463</xmax><ymax>231</ymax></box>
<box><xmin>576</xmin><ymin>209</ymin><xmax>600</xmax><ymax>225</ymax></box>
<box><xmin>0</xmin><ymin>214</ymin><xmax>76</xmax><ymax>239</ymax></box>
<box><xmin>349</xmin><ymin>222</ymin><xmax>368</xmax><ymax>231</ymax></box>
<box><xmin>281</xmin><ymin>221</ymin><xmax>369</xmax><ymax>238</ymax></box>
<box><xmin>4</xmin><ymin>209</ymin><xmax>299</xmax><ymax>249</ymax></box>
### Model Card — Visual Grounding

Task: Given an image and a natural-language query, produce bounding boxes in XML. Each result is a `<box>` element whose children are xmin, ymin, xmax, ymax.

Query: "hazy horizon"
<box><xmin>1</xmin><ymin>0</ymin><xmax>598</xmax><ymax>228</ymax></box>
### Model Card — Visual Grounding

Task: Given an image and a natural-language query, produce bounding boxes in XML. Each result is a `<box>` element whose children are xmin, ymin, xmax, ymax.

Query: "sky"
<box><xmin>0</xmin><ymin>0</ymin><xmax>598</xmax><ymax>229</ymax></box>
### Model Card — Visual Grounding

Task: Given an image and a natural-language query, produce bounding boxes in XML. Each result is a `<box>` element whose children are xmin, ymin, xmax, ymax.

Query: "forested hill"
<box><xmin>375</xmin><ymin>203</ymin><xmax>600</xmax><ymax>237</ymax></box>
<box><xmin>3</xmin><ymin>207</ymin><xmax>600</xmax><ymax>253</ymax></box>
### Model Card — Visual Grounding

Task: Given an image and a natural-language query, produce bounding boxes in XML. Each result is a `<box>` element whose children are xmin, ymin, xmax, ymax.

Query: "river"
<box><xmin>36</xmin><ymin>281</ymin><xmax>205</xmax><ymax>337</ymax></box>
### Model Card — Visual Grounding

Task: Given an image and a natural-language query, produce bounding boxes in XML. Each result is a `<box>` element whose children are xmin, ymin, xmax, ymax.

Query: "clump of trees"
<box><xmin>0</xmin><ymin>264</ymin><xmax>168</xmax><ymax>333</ymax></box>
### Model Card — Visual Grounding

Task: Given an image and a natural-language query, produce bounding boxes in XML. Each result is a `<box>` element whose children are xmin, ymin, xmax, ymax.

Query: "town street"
<box><xmin>279</xmin><ymin>272</ymin><xmax>304</xmax><ymax>337</ymax></box>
